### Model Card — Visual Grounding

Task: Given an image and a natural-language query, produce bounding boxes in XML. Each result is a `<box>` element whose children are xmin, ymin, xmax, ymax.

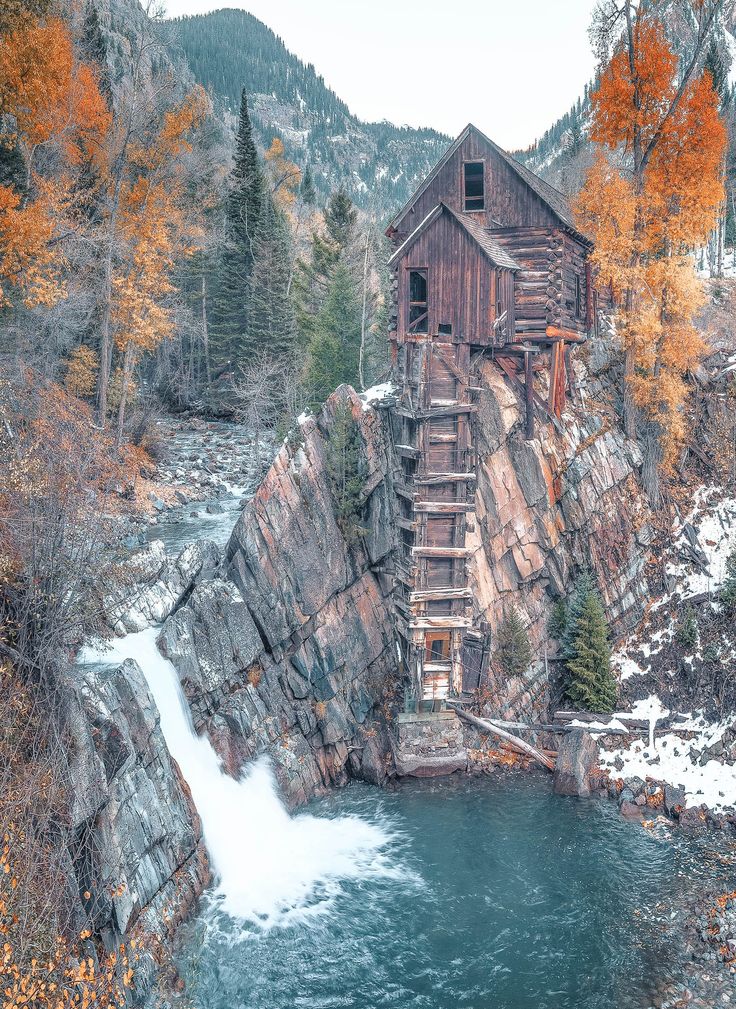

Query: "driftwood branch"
<box><xmin>447</xmin><ymin>702</ymin><xmax>555</xmax><ymax>771</ymax></box>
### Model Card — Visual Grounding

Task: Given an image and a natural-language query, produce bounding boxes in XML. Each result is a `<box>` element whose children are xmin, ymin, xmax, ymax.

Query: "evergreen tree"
<box><xmin>560</xmin><ymin>569</ymin><xmax>595</xmax><ymax>661</ymax></box>
<box><xmin>248</xmin><ymin>198</ymin><xmax>297</xmax><ymax>360</ymax></box>
<box><xmin>305</xmin><ymin>261</ymin><xmax>361</xmax><ymax>408</ymax></box>
<box><xmin>82</xmin><ymin>2</ymin><xmax>111</xmax><ymax>106</ymax></box>
<box><xmin>564</xmin><ymin>591</ymin><xmax>617</xmax><ymax>713</ymax></box>
<box><xmin>326</xmin><ymin>400</ymin><xmax>366</xmax><ymax>544</ymax></box>
<box><xmin>300</xmin><ymin>164</ymin><xmax>316</xmax><ymax>205</ymax></box>
<box><xmin>294</xmin><ymin>187</ymin><xmax>359</xmax><ymax>346</ymax></box>
<box><xmin>494</xmin><ymin>606</ymin><xmax>532</xmax><ymax>678</ymax></box>
<box><xmin>211</xmin><ymin>89</ymin><xmax>267</xmax><ymax>364</ymax></box>
<box><xmin>323</xmin><ymin>186</ymin><xmax>357</xmax><ymax>250</ymax></box>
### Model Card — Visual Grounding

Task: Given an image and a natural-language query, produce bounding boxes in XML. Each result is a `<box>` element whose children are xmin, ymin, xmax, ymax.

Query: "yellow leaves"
<box><xmin>63</xmin><ymin>348</ymin><xmax>98</xmax><ymax>400</ymax></box>
<box><xmin>0</xmin><ymin>183</ymin><xmax>63</xmax><ymax>308</ymax></box>
<box><xmin>264</xmin><ymin>136</ymin><xmax>301</xmax><ymax>211</ymax></box>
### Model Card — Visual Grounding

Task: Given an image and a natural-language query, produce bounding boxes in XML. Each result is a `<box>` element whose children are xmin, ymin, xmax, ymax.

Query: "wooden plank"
<box><xmin>409</xmin><ymin>617</ymin><xmax>472</xmax><ymax>630</ymax></box>
<box><xmin>415</xmin><ymin>473</ymin><xmax>475</xmax><ymax>485</ymax></box>
<box><xmin>413</xmin><ymin>501</ymin><xmax>475</xmax><ymax>513</ymax></box>
<box><xmin>409</xmin><ymin>587</ymin><xmax>472</xmax><ymax>602</ymax></box>
<box><xmin>545</xmin><ymin>325</ymin><xmax>586</xmax><ymax>343</ymax></box>
<box><xmin>412</xmin><ymin>546</ymin><xmax>471</xmax><ymax>558</ymax></box>
<box><xmin>524</xmin><ymin>349</ymin><xmax>534</xmax><ymax>441</ymax></box>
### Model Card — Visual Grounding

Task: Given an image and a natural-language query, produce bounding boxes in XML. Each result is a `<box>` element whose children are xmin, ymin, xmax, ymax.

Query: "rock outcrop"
<box><xmin>468</xmin><ymin>356</ymin><xmax>651</xmax><ymax>721</ymax></box>
<box><xmin>159</xmin><ymin>388</ymin><xmax>400</xmax><ymax>805</ymax></box>
<box><xmin>69</xmin><ymin>658</ymin><xmax>208</xmax><ymax>957</ymax></box>
<box><xmin>552</xmin><ymin>728</ymin><xmax>598</xmax><ymax>797</ymax></box>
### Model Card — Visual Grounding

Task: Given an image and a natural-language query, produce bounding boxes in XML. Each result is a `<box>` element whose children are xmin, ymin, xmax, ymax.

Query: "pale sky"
<box><xmin>161</xmin><ymin>1</ymin><xmax>599</xmax><ymax>150</ymax></box>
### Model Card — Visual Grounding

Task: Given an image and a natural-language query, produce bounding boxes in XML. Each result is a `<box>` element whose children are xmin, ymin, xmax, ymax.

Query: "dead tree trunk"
<box><xmin>447</xmin><ymin>702</ymin><xmax>555</xmax><ymax>771</ymax></box>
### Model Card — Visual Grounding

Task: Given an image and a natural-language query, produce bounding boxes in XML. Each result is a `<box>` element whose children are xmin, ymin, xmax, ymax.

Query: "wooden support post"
<box><xmin>524</xmin><ymin>349</ymin><xmax>534</xmax><ymax>440</ymax></box>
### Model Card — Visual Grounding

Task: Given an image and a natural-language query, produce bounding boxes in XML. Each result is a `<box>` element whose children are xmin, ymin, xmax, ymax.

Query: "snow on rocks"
<box><xmin>600</xmin><ymin>696</ymin><xmax>736</xmax><ymax>813</ymax></box>
<box><xmin>358</xmin><ymin>382</ymin><xmax>394</xmax><ymax>411</ymax></box>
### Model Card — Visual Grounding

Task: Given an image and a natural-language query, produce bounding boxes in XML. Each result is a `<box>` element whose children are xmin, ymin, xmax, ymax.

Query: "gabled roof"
<box><xmin>387</xmin><ymin>202</ymin><xmax>520</xmax><ymax>271</ymax></box>
<box><xmin>387</xmin><ymin>123</ymin><xmax>585</xmax><ymax>240</ymax></box>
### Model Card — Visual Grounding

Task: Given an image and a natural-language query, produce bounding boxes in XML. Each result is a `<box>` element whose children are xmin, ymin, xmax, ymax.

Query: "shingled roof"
<box><xmin>387</xmin><ymin>202</ymin><xmax>521</xmax><ymax>271</ymax></box>
<box><xmin>387</xmin><ymin>123</ymin><xmax>585</xmax><ymax>241</ymax></box>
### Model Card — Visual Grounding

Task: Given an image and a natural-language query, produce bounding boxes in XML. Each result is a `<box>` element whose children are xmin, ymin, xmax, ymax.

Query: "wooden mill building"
<box><xmin>386</xmin><ymin>123</ymin><xmax>610</xmax><ymax>707</ymax></box>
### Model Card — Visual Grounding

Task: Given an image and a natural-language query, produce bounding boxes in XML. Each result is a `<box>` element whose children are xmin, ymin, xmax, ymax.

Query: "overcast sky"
<box><xmin>161</xmin><ymin>1</ymin><xmax>599</xmax><ymax>150</ymax></box>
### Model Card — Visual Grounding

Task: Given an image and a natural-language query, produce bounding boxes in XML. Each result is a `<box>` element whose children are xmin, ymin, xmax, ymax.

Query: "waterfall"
<box><xmin>79</xmin><ymin>627</ymin><xmax>392</xmax><ymax>928</ymax></box>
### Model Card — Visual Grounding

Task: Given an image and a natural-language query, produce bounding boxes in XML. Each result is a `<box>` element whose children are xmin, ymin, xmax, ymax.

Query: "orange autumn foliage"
<box><xmin>575</xmin><ymin>14</ymin><xmax>726</xmax><ymax>474</ymax></box>
<box><xmin>0</xmin><ymin>16</ymin><xmax>110</xmax><ymax>307</ymax></box>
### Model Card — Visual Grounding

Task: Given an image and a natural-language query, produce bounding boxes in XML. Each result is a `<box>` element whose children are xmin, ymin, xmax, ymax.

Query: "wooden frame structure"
<box><xmin>387</xmin><ymin>124</ymin><xmax>611</xmax><ymax>706</ymax></box>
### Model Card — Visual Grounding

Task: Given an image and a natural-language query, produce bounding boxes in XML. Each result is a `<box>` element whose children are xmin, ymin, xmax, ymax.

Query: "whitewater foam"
<box><xmin>78</xmin><ymin>627</ymin><xmax>396</xmax><ymax>928</ymax></box>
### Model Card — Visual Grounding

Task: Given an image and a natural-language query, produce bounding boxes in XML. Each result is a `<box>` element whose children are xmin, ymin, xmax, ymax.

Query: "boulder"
<box><xmin>664</xmin><ymin>782</ymin><xmax>687</xmax><ymax>818</ymax></box>
<box><xmin>553</xmin><ymin>728</ymin><xmax>598</xmax><ymax>797</ymax></box>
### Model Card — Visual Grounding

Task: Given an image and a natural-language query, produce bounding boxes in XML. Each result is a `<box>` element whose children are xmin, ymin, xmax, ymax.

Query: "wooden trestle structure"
<box><xmin>386</xmin><ymin>123</ymin><xmax>611</xmax><ymax>709</ymax></box>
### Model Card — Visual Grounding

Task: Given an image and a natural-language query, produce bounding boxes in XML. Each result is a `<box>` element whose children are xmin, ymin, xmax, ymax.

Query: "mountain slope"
<box><xmin>163</xmin><ymin>9</ymin><xmax>450</xmax><ymax>218</ymax></box>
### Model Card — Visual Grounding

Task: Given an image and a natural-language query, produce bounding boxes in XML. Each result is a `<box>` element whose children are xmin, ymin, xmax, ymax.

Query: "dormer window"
<box><xmin>408</xmin><ymin>269</ymin><xmax>428</xmax><ymax>334</ymax></box>
<box><xmin>463</xmin><ymin>161</ymin><xmax>484</xmax><ymax>211</ymax></box>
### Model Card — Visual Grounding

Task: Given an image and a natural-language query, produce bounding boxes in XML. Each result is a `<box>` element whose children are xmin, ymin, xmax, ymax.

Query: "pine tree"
<box><xmin>305</xmin><ymin>260</ymin><xmax>361</xmax><ymax>408</ymax></box>
<box><xmin>82</xmin><ymin>1</ymin><xmax>111</xmax><ymax>107</ymax></box>
<box><xmin>326</xmin><ymin>400</ymin><xmax>365</xmax><ymax>544</ymax></box>
<box><xmin>560</xmin><ymin>569</ymin><xmax>595</xmax><ymax>661</ymax></box>
<box><xmin>323</xmin><ymin>186</ymin><xmax>357</xmax><ymax>250</ymax></box>
<box><xmin>494</xmin><ymin>606</ymin><xmax>532</xmax><ymax>678</ymax></box>
<box><xmin>300</xmin><ymin>164</ymin><xmax>316</xmax><ymax>205</ymax></box>
<box><xmin>211</xmin><ymin>89</ymin><xmax>267</xmax><ymax>365</ymax></box>
<box><xmin>248</xmin><ymin>197</ymin><xmax>297</xmax><ymax>360</ymax></box>
<box><xmin>564</xmin><ymin>591</ymin><xmax>617</xmax><ymax>713</ymax></box>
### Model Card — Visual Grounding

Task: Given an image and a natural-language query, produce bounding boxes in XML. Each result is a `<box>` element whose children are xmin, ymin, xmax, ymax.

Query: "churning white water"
<box><xmin>79</xmin><ymin>627</ymin><xmax>394</xmax><ymax>928</ymax></box>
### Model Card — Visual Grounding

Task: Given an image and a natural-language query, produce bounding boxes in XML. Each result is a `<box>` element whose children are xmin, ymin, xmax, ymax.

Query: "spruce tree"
<box><xmin>326</xmin><ymin>400</ymin><xmax>366</xmax><ymax>544</ymax></box>
<box><xmin>305</xmin><ymin>261</ymin><xmax>361</xmax><ymax>408</ymax></box>
<box><xmin>564</xmin><ymin>591</ymin><xmax>617</xmax><ymax>713</ymax></box>
<box><xmin>212</xmin><ymin>89</ymin><xmax>268</xmax><ymax>365</ymax></box>
<box><xmin>494</xmin><ymin>606</ymin><xmax>532</xmax><ymax>678</ymax></box>
<box><xmin>720</xmin><ymin>546</ymin><xmax>736</xmax><ymax>613</ymax></box>
<box><xmin>300</xmin><ymin>164</ymin><xmax>317</xmax><ymax>206</ymax></box>
<box><xmin>560</xmin><ymin>569</ymin><xmax>595</xmax><ymax>661</ymax></box>
<box><xmin>248</xmin><ymin>198</ymin><xmax>297</xmax><ymax>360</ymax></box>
<box><xmin>323</xmin><ymin>186</ymin><xmax>357</xmax><ymax>250</ymax></box>
<box><xmin>82</xmin><ymin>2</ymin><xmax>111</xmax><ymax>106</ymax></box>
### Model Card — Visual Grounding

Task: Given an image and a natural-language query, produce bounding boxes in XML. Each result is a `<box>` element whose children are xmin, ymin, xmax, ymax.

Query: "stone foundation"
<box><xmin>393</xmin><ymin>710</ymin><xmax>468</xmax><ymax>777</ymax></box>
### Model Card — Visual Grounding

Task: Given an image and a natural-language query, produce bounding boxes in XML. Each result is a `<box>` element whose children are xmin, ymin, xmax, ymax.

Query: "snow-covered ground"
<box><xmin>604</xmin><ymin>492</ymin><xmax>736</xmax><ymax>812</ymax></box>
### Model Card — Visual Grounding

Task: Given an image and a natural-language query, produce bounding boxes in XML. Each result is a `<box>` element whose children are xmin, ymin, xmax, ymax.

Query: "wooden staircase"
<box><xmin>393</xmin><ymin>334</ymin><xmax>476</xmax><ymax>705</ymax></box>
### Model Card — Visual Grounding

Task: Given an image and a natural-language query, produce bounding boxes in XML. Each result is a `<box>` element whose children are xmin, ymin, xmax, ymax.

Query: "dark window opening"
<box><xmin>438</xmin><ymin>322</ymin><xmax>452</xmax><ymax>336</ymax></box>
<box><xmin>575</xmin><ymin>274</ymin><xmax>583</xmax><ymax>319</ymax></box>
<box><xmin>425</xmin><ymin>633</ymin><xmax>451</xmax><ymax>663</ymax></box>
<box><xmin>408</xmin><ymin>269</ymin><xmax>428</xmax><ymax>334</ymax></box>
<box><xmin>464</xmin><ymin>161</ymin><xmax>484</xmax><ymax>211</ymax></box>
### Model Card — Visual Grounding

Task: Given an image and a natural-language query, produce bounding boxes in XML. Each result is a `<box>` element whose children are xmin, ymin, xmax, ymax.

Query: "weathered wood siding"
<box><xmin>395</xmin><ymin>212</ymin><xmax>513</xmax><ymax>347</ymax></box>
<box><xmin>392</xmin><ymin>132</ymin><xmax>560</xmax><ymax>242</ymax></box>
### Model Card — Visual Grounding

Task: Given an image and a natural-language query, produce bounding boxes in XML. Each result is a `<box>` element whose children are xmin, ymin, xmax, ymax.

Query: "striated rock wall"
<box><xmin>466</xmin><ymin>356</ymin><xmax>651</xmax><ymax>720</ymax></box>
<box><xmin>159</xmin><ymin>387</ymin><xmax>400</xmax><ymax>805</ymax></box>
<box><xmin>68</xmin><ymin>658</ymin><xmax>208</xmax><ymax>970</ymax></box>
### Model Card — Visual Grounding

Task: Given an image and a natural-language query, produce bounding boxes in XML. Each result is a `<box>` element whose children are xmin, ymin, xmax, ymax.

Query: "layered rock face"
<box><xmin>467</xmin><ymin>356</ymin><xmax>651</xmax><ymax>720</ymax></box>
<box><xmin>70</xmin><ymin>658</ymin><xmax>208</xmax><ymax>953</ymax></box>
<box><xmin>159</xmin><ymin>388</ymin><xmax>400</xmax><ymax>805</ymax></box>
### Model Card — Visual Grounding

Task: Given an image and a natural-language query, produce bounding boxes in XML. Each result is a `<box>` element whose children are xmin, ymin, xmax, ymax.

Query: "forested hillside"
<box><xmin>162</xmin><ymin>9</ymin><xmax>450</xmax><ymax>216</ymax></box>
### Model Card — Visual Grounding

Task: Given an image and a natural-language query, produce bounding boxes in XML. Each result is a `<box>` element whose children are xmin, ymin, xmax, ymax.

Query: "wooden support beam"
<box><xmin>415</xmin><ymin>473</ymin><xmax>475</xmax><ymax>485</ymax></box>
<box><xmin>409</xmin><ymin>587</ymin><xmax>472</xmax><ymax>603</ymax></box>
<box><xmin>524</xmin><ymin>349</ymin><xmax>535</xmax><ymax>441</ymax></box>
<box><xmin>395</xmin><ymin>443</ymin><xmax>420</xmax><ymax>459</ymax></box>
<box><xmin>409</xmin><ymin>617</ymin><xmax>472</xmax><ymax>630</ymax></box>
<box><xmin>396</xmin><ymin>516</ymin><xmax>416</xmax><ymax>532</ymax></box>
<box><xmin>545</xmin><ymin>325</ymin><xmax>586</xmax><ymax>343</ymax></box>
<box><xmin>412</xmin><ymin>501</ymin><xmax>475</xmax><ymax>514</ymax></box>
<box><xmin>411</xmin><ymin>546</ymin><xmax>471</xmax><ymax>558</ymax></box>
<box><xmin>396</xmin><ymin>404</ymin><xmax>475</xmax><ymax>420</ymax></box>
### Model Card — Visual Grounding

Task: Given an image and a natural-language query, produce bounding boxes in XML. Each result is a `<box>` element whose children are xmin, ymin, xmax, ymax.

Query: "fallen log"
<box><xmin>447</xmin><ymin>702</ymin><xmax>555</xmax><ymax>771</ymax></box>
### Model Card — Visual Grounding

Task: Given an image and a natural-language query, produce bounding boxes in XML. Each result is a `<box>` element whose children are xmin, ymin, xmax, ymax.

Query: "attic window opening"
<box><xmin>463</xmin><ymin>161</ymin><xmax>485</xmax><ymax>212</ymax></box>
<box><xmin>438</xmin><ymin>323</ymin><xmax>452</xmax><ymax>336</ymax></box>
<box><xmin>408</xmin><ymin>269</ymin><xmax>428</xmax><ymax>334</ymax></box>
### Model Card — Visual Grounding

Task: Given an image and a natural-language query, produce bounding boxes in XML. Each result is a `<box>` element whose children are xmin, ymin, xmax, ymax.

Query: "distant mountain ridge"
<box><xmin>163</xmin><ymin>8</ymin><xmax>451</xmax><ymax>219</ymax></box>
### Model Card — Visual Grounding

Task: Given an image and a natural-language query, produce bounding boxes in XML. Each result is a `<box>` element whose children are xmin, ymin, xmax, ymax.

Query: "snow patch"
<box><xmin>359</xmin><ymin>382</ymin><xmax>394</xmax><ymax>411</ymax></box>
